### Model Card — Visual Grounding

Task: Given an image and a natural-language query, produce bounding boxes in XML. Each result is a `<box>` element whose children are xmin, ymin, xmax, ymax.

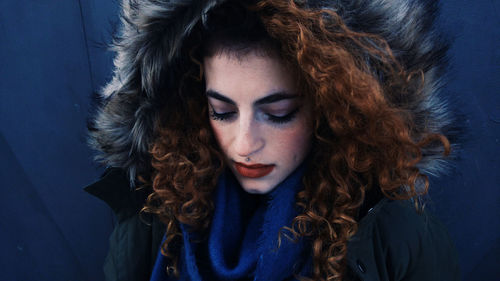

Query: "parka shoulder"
<box><xmin>347</xmin><ymin>198</ymin><xmax>461</xmax><ymax>281</ymax></box>
<box><xmin>84</xmin><ymin>168</ymin><xmax>165</xmax><ymax>281</ymax></box>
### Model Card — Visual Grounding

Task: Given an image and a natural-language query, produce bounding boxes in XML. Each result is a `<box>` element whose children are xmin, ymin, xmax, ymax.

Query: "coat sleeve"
<box><xmin>346</xmin><ymin>199</ymin><xmax>461</xmax><ymax>281</ymax></box>
<box><xmin>84</xmin><ymin>168</ymin><xmax>165</xmax><ymax>281</ymax></box>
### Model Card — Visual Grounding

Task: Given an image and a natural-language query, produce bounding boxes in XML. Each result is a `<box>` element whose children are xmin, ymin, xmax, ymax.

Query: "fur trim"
<box><xmin>88</xmin><ymin>0</ymin><xmax>459</xmax><ymax>185</ymax></box>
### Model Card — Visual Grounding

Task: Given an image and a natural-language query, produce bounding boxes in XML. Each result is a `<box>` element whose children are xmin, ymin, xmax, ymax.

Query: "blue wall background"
<box><xmin>0</xmin><ymin>0</ymin><xmax>498</xmax><ymax>280</ymax></box>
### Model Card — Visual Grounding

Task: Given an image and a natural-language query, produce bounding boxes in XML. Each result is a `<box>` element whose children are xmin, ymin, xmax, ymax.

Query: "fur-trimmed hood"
<box><xmin>88</xmin><ymin>0</ymin><xmax>459</xmax><ymax>185</ymax></box>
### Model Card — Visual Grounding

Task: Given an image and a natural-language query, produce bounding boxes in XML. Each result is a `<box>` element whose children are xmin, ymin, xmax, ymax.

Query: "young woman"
<box><xmin>85</xmin><ymin>0</ymin><xmax>461</xmax><ymax>280</ymax></box>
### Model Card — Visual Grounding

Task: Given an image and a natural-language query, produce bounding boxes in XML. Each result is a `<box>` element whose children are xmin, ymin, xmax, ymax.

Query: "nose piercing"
<box><xmin>245</xmin><ymin>157</ymin><xmax>251</xmax><ymax>162</ymax></box>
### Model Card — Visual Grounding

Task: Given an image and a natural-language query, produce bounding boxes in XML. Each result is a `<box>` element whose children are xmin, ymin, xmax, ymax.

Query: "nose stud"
<box><xmin>245</xmin><ymin>157</ymin><xmax>251</xmax><ymax>162</ymax></box>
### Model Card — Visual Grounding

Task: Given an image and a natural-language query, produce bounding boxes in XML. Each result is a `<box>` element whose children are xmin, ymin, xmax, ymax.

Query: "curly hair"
<box><xmin>142</xmin><ymin>0</ymin><xmax>450</xmax><ymax>280</ymax></box>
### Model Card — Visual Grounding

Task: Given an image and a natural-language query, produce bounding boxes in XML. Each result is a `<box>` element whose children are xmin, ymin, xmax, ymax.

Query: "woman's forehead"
<box><xmin>203</xmin><ymin>52</ymin><xmax>296</xmax><ymax>103</ymax></box>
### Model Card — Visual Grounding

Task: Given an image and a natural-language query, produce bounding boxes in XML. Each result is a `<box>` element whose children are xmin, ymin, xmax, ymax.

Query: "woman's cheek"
<box><xmin>209</xmin><ymin>121</ymin><xmax>230</xmax><ymax>154</ymax></box>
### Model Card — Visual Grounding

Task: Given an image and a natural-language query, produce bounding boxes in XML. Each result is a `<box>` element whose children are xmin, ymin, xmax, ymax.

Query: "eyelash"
<box><xmin>210</xmin><ymin>110</ymin><xmax>235</xmax><ymax>121</ymax></box>
<box><xmin>266</xmin><ymin>108</ymin><xmax>299</xmax><ymax>124</ymax></box>
<box><xmin>209</xmin><ymin>107</ymin><xmax>300</xmax><ymax>124</ymax></box>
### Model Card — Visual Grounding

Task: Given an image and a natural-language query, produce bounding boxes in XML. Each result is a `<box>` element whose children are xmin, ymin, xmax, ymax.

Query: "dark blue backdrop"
<box><xmin>0</xmin><ymin>0</ymin><xmax>498</xmax><ymax>280</ymax></box>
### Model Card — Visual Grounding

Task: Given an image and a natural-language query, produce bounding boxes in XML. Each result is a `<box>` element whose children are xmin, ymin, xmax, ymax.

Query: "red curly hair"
<box><xmin>142</xmin><ymin>0</ymin><xmax>450</xmax><ymax>280</ymax></box>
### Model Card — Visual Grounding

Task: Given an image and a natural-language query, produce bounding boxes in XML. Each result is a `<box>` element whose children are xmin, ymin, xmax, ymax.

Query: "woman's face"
<box><xmin>204</xmin><ymin>52</ymin><xmax>313</xmax><ymax>194</ymax></box>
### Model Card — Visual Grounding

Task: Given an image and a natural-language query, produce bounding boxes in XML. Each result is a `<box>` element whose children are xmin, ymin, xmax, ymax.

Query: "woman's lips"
<box><xmin>234</xmin><ymin>162</ymin><xmax>274</xmax><ymax>178</ymax></box>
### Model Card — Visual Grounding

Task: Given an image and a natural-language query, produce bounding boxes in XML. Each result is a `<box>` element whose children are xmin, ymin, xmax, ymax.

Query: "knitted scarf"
<box><xmin>150</xmin><ymin>165</ymin><xmax>312</xmax><ymax>281</ymax></box>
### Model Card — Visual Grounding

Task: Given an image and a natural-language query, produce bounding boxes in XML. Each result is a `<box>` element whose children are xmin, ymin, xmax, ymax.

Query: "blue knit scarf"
<box><xmin>150</xmin><ymin>165</ymin><xmax>312</xmax><ymax>281</ymax></box>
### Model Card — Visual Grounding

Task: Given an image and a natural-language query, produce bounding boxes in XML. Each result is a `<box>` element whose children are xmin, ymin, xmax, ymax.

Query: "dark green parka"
<box><xmin>85</xmin><ymin>168</ymin><xmax>461</xmax><ymax>281</ymax></box>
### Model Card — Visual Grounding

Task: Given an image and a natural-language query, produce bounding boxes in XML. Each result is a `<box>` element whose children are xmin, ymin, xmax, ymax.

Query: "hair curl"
<box><xmin>142</xmin><ymin>0</ymin><xmax>450</xmax><ymax>280</ymax></box>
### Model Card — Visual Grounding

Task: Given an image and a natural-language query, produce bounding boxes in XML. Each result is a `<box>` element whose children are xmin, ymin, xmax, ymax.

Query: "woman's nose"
<box><xmin>234</xmin><ymin>117</ymin><xmax>264</xmax><ymax>157</ymax></box>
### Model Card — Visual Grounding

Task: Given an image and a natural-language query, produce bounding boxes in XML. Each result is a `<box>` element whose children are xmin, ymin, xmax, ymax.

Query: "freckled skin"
<box><xmin>204</xmin><ymin>52</ymin><xmax>313</xmax><ymax>194</ymax></box>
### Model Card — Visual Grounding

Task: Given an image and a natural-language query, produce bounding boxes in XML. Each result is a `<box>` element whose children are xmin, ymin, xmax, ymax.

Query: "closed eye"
<box><xmin>265</xmin><ymin>107</ymin><xmax>300</xmax><ymax>124</ymax></box>
<box><xmin>209</xmin><ymin>106</ymin><xmax>236</xmax><ymax>121</ymax></box>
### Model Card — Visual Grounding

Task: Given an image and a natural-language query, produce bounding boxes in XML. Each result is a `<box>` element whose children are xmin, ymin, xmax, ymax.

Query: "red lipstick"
<box><xmin>234</xmin><ymin>162</ymin><xmax>274</xmax><ymax>178</ymax></box>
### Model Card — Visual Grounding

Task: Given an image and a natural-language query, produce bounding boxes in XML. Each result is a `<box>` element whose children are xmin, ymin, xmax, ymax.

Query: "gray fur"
<box><xmin>88</xmin><ymin>0</ymin><xmax>459</xmax><ymax>186</ymax></box>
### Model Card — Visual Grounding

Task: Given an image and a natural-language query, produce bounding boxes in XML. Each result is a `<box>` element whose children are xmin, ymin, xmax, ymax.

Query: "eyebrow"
<box><xmin>206</xmin><ymin>90</ymin><xmax>298</xmax><ymax>106</ymax></box>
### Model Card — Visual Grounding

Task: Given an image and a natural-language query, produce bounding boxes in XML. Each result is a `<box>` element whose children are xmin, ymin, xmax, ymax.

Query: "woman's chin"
<box><xmin>237</xmin><ymin>178</ymin><xmax>277</xmax><ymax>194</ymax></box>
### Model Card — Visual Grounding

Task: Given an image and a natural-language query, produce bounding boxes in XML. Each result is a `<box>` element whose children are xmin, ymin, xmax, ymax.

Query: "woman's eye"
<box><xmin>209</xmin><ymin>108</ymin><xmax>236</xmax><ymax>121</ymax></box>
<box><xmin>266</xmin><ymin>107</ymin><xmax>300</xmax><ymax>124</ymax></box>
